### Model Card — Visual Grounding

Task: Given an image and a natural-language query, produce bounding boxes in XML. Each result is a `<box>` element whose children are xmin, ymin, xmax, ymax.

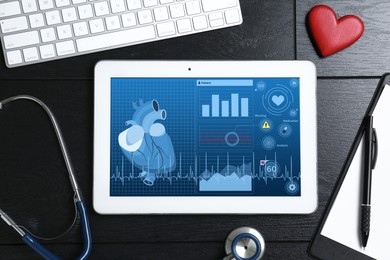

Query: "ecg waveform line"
<box><xmin>111</xmin><ymin>152</ymin><xmax>300</xmax><ymax>186</ymax></box>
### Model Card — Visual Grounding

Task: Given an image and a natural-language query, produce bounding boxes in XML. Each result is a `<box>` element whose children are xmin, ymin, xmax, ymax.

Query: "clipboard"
<box><xmin>309</xmin><ymin>74</ymin><xmax>390</xmax><ymax>260</ymax></box>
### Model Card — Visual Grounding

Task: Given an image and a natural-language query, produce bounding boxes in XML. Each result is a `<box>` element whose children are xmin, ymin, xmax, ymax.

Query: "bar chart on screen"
<box><xmin>198</xmin><ymin>79</ymin><xmax>253</xmax><ymax>119</ymax></box>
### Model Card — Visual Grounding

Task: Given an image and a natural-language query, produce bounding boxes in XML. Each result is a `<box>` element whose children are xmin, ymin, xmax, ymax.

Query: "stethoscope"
<box><xmin>0</xmin><ymin>95</ymin><xmax>264</xmax><ymax>260</ymax></box>
<box><xmin>223</xmin><ymin>227</ymin><xmax>265</xmax><ymax>260</ymax></box>
<box><xmin>0</xmin><ymin>95</ymin><xmax>92</xmax><ymax>260</ymax></box>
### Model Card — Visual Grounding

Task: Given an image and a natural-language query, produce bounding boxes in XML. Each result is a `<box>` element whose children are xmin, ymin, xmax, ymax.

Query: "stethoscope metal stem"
<box><xmin>0</xmin><ymin>95</ymin><xmax>82</xmax><ymax>201</ymax></box>
<box><xmin>0</xmin><ymin>209</ymin><xmax>26</xmax><ymax>236</ymax></box>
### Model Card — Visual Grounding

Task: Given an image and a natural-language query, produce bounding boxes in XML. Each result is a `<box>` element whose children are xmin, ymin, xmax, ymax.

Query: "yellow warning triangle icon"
<box><xmin>262</xmin><ymin>121</ymin><xmax>270</xmax><ymax>129</ymax></box>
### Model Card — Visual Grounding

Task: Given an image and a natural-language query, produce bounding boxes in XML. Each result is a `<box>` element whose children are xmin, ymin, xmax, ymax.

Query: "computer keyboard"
<box><xmin>0</xmin><ymin>0</ymin><xmax>243</xmax><ymax>68</ymax></box>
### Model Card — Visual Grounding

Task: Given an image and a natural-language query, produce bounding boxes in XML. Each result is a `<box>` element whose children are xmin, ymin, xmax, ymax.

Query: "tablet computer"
<box><xmin>93</xmin><ymin>60</ymin><xmax>317</xmax><ymax>214</ymax></box>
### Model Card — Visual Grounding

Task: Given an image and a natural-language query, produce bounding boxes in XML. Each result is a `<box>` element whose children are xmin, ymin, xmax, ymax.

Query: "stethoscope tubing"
<box><xmin>76</xmin><ymin>201</ymin><xmax>92</xmax><ymax>260</ymax></box>
<box><xmin>0</xmin><ymin>95</ymin><xmax>92</xmax><ymax>259</ymax></box>
<box><xmin>22</xmin><ymin>234</ymin><xmax>60</xmax><ymax>260</ymax></box>
<box><xmin>20</xmin><ymin>202</ymin><xmax>92</xmax><ymax>260</ymax></box>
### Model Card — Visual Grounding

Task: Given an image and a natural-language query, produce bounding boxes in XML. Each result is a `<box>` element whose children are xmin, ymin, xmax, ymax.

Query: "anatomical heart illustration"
<box><xmin>118</xmin><ymin>99</ymin><xmax>176</xmax><ymax>186</ymax></box>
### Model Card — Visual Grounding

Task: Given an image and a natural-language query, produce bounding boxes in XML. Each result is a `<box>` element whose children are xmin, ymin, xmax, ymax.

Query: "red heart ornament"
<box><xmin>308</xmin><ymin>5</ymin><xmax>364</xmax><ymax>57</ymax></box>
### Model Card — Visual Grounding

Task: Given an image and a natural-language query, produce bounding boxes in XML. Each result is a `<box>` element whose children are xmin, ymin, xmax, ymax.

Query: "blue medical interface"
<box><xmin>110</xmin><ymin>77</ymin><xmax>301</xmax><ymax>196</ymax></box>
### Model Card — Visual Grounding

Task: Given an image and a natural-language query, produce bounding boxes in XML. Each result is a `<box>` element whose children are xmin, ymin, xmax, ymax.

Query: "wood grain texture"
<box><xmin>297</xmin><ymin>0</ymin><xmax>390</xmax><ymax>77</ymax></box>
<box><xmin>0</xmin><ymin>0</ymin><xmax>384</xmax><ymax>258</ymax></box>
<box><xmin>0</xmin><ymin>0</ymin><xmax>294</xmax><ymax>80</ymax></box>
<box><xmin>0</xmin><ymin>242</ymin><xmax>311</xmax><ymax>259</ymax></box>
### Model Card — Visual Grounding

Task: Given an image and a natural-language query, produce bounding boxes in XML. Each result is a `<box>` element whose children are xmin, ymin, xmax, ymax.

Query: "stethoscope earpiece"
<box><xmin>223</xmin><ymin>227</ymin><xmax>265</xmax><ymax>260</ymax></box>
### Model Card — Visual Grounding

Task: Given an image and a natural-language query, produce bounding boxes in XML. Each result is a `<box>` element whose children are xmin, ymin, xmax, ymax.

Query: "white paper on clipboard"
<box><xmin>321</xmin><ymin>84</ymin><xmax>390</xmax><ymax>259</ymax></box>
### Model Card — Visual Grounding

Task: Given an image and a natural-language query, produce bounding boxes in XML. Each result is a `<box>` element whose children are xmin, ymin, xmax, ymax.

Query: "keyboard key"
<box><xmin>89</xmin><ymin>18</ymin><xmax>104</xmax><ymax>33</ymax></box>
<box><xmin>209</xmin><ymin>12</ymin><xmax>224</xmax><ymax>28</ymax></box>
<box><xmin>210</xmin><ymin>18</ymin><xmax>223</xmax><ymax>27</ymax></box>
<box><xmin>56</xmin><ymin>40</ymin><xmax>75</xmax><ymax>56</ymax></box>
<box><xmin>3</xmin><ymin>31</ymin><xmax>40</xmax><ymax>49</ymax></box>
<box><xmin>170</xmin><ymin>4</ymin><xmax>185</xmax><ymax>19</ymax></box>
<box><xmin>160</xmin><ymin>0</ymin><xmax>174</xmax><ymax>4</ymax></box>
<box><xmin>55</xmin><ymin>0</ymin><xmax>70</xmax><ymax>7</ymax></box>
<box><xmin>105</xmin><ymin>16</ymin><xmax>121</xmax><ymax>30</ymax></box>
<box><xmin>78</xmin><ymin>4</ymin><xmax>93</xmax><ymax>19</ymax></box>
<box><xmin>201</xmin><ymin>0</ymin><xmax>236</xmax><ymax>12</ymax></box>
<box><xmin>73</xmin><ymin>21</ymin><xmax>89</xmax><ymax>36</ymax></box>
<box><xmin>110</xmin><ymin>0</ymin><xmax>126</xmax><ymax>13</ymax></box>
<box><xmin>62</xmin><ymin>7</ymin><xmax>77</xmax><ymax>22</ymax></box>
<box><xmin>0</xmin><ymin>2</ymin><xmax>21</xmax><ymax>18</ymax></box>
<box><xmin>138</xmin><ymin>10</ymin><xmax>153</xmax><ymax>24</ymax></box>
<box><xmin>121</xmin><ymin>13</ymin><xmax>137</xmax><ymax>27</ymax></box>
<box><xmin>193</xmin><ymin>15</ymin><xmax>207</xmax><ymax>30</ymax></box>
<box><xmin>127</xmin><ymin>0</ymin><xmax>142</xmax><ymax>10</ymax></box>
<box><xmin>29</xmin><ymin>13</ymin><xmax>45</xmax><ymax>28</ymax></box>
<box><xmin>143</xmin><ymin>0</ymin><xmax>157</xmax><ymax>7</ymax></box>
<box><xmin>22</xmin><ymin>0</ymin><xmax>38</xmax><ymax>13</ymax></box>
<box><xmin>0</xmin><ymin>17</ymin><xmax>28</xmax><ymax>34</ymax></box>
<box><xmin>76</xmin><ymin>25</ymin><xmax>156</xmax><ymax>52</ymax></box>
<box><xmin>186</xmin><ymin>1</ymin><xmax>201</xmax><ymax>15</ymax></box>
<box><xmin>57</xmin><ymin>24</ymin><xmax>73</xmax><ymax>39</ymax></box>
<box><xmin>6</xmin><ymin>50</ymin><xmax>23</xmax><ymax>65</ymax></box>
<box><xmin>156</xmin><ymin>21</ymin><xmax>175</xmax><ymax>37</ymax></box>
<box><xmin>23</xmin><ymin>47</ymin><xmax>39</xmax><ymax>62</ymax></box>
<box><xmin>72</xmin><ymin>0</ymin><xmax>86</xmax><ymax>3</ymax></box>
<box><xmin>39</xmin><ymin>44</ymin><xmax>56</xmax><ymax>59</ymax></box>
<box><xmin>209</xmin><ymin>12</ymin><xmax>222</xmax><ymax>21</ymax></box>
<box><xmin>38</xmin><ymin>0</ymin><xmax>54</xmax><ymax>10</ymax></box>
<box><xmin>94</xmin><ymin>2</ymin><xmax>110</xmax><ymax>16</ymax></box>
<box><xmin>154</xmin><ymin>7</ymin><xmax>169</xmax><ymax>22</ymax></box>
<box><xmin>225</xmin><ymin>9</ymin><xmax>240</xmax><ymax>24</ymax></box>
<box><xmin>41</xmin><ymin>27</ymin><xmax>56</xmax><ymax>42</ymax></box>
<box><xmin>177</xmin><ymin>18</ymin><xmax>192</xmax><ymax>33</ymax></box>
<box><xmin>46</xmin><ymin>10</ymin><xmax>62</xmax><ymax>25</ymax></box>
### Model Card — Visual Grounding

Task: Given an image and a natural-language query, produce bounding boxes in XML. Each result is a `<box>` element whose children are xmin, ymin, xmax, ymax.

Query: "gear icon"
<box><xmin>285</xmin><ymin>180</ymin><xmax>299</xmax><ymax>195</ymax></box>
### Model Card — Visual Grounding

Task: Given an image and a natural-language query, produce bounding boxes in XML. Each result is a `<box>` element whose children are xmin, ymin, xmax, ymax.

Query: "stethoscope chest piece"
<box><xmin>224</xmin><ymin>227</ymin><xmax>265</xmax><ymax>260</ymax></box>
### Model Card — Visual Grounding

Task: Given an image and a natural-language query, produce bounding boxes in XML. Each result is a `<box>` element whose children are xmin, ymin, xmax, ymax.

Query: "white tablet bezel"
<box><xmin>93</xmin><ymin>60</ymin><xmax>317</xmax><ymax>214</ymax></box>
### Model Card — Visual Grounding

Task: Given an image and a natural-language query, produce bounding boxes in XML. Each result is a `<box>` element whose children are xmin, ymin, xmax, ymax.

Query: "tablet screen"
<box><xmin>110</xmin><ymin>77</ymin><xmax>301</xmax><ymax>197</ymax></box>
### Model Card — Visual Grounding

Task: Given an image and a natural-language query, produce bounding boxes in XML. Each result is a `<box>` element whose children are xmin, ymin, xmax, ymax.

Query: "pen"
<box><xmin>361</xmin><ymin>115</ymin><xmax>377</xmax><ymax>249</ymax></box>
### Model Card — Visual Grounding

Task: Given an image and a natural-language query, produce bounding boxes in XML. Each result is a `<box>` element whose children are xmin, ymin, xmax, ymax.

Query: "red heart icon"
<box><xmin>308</xmin><ymin>5</ymin><xmax>364</xmax><ymax>57</ymax></box>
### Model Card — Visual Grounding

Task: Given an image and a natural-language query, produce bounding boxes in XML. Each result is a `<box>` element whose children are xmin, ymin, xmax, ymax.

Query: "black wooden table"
<box><xmin>0</xmin><ymin>0</ymin><xmax>386</xmax><ymax>259</ymax></box>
